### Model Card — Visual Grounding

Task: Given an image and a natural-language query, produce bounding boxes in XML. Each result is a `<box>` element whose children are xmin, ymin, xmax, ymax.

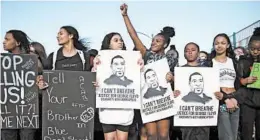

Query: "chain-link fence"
<box><xmin>229</xmin><ymin>20</ymin><xmax>260</xmax><ymax>49</ymax></box>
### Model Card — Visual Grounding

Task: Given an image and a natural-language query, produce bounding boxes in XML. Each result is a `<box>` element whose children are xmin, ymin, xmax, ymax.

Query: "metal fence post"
<box><xmin>232</xmin><ymin>32</ymin><xmax>236</xmax><ymax>48</ymax></box>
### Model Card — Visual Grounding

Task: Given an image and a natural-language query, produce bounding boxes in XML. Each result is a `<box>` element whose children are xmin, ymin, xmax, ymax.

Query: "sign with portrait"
<box><xmin>140</xmin><ymin>58</ymin><xmax>177</xmax><ymax>123</ymax></box>
<box><xmin>96</xmin><ymin>50</ymin><xmax>141</xmax><ymax>109</ymax></box>
<box><xmin>174</xmin><ymin>67</ymin><xmax>220</xmax><ymax>126</ymax></box>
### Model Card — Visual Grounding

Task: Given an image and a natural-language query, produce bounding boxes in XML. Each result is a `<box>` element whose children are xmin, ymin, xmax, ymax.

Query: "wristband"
<box><xmin>221</xmin><ymin>89</ymin><xmax>235</xmax><ymax>101</ymax></box>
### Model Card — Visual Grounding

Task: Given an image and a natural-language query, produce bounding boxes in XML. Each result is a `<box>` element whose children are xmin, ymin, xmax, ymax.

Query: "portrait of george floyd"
<box><xmin>143</xmin><ymin>69</ymin><xmax>167</xmax><ymax>99</ymax></box>
<box><xmin>103</xmin><ymin>55</ymin><xmax>133</xmax><ymax>87</ymax></box>
<box><xmin>182</xmin><ymin>72</ymin><xmax>212</xmax><ymax>104</ymax></box>
<box><xmin>96</xmin><ymin>50</ymin><xmax>141</xmax><ymax>109</ymax></box>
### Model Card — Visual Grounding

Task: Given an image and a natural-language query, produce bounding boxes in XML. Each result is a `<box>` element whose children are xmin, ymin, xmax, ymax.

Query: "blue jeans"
<box><xmin>218</xmin><ymin>105</ymin><xmax>240</xmax><ymax>140</ymax></box>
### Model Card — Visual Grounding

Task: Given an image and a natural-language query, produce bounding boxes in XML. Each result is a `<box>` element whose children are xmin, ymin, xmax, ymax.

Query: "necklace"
<box><xmin>215</xmin><ymin>57</ymin><xmax>227</xmax><ymax>63</ymax></box>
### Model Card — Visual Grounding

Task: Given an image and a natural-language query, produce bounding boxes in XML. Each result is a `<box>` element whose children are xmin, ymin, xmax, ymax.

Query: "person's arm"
<box><xmin>46</xmin><ymin>52</ymin><xmax>54</xmax><ymax>70</ymax></box>
<box><xmin>84</xmin><ymin>52</ymin><xmax>91</xmax><ymax>71</ymax></box>
<box><xmin>120</xmin><ymin>3</ymin><xmax>147</xmax><ymax>57</ymax></box>
<box><xmin>237</xmin><ymin>59</ymin><xmax>258</xmax><ymax>86</ymax></box>
<box><xmin>240</xmin><ymin>76</ymin><xmax>258</xmax><ymax>86</ymax></box>
<box><xmin>220</xmin><ymin>90</ymin><xmax>236</xmax><ymax>101</ymax></box>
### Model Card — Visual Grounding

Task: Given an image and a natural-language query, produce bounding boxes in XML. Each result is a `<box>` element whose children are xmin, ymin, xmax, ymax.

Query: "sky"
<box><xmin>1</xmin><ymin>1</ymin><xmax>260</xmax><ymax>65</ymax></box>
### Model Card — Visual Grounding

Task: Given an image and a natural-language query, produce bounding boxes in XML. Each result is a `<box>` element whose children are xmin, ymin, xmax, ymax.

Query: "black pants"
<box><xmin>1</xmin><ymin>129</ymin><xmax>36</xmax><ymax>140</ymax></box>
<box><xmin>128</xmin><ymin>122</ymin><xmax>138</xmax><ymax>140</ymax></box>
<box><xmin>241</xmin><ymin>105</ymin><xmax>260</xmax><ymax>140</ymax></box>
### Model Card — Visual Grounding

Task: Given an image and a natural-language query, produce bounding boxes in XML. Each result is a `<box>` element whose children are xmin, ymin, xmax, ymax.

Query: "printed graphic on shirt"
<box><xmin>145</xmin><ymin>51</ymin><xmax>177</xmax><ymax>74</ymax></box>
<box><xmin>62</xmin><ymin>63</ymin><xmax>78</xmax><ymax>68</ymax></box>
<box><xmin>146</xmin><ymin>52</ymin><xmax>165</xmax><ymax>64</ymax></box>
<box><xmin>219</xmin><ymin>68</ymin><xmax>236</xmax><ymax>81</ymax></box>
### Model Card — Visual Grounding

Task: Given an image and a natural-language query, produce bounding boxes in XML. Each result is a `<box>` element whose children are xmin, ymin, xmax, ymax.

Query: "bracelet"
<box><xmin>222</xmin><ymin>90</ymin><xmax>235</xmax><ymax>100</ymax></box>
<box><xmin>122</xmin><ymin>14</ymin><xmax>128</xmax><ymax>16</ymax></box>
<box><xmin>222</xmin><ymin>92</ymin><xmax>228</xmax><ymax>101</ymax></box>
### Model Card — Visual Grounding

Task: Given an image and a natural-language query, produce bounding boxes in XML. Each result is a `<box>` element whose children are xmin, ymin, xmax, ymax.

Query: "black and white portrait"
<box><xmin>174</xmin><ymin>67</ymin><xmax>220</xmax><ymax>126</ymax></box>
<box><xmin>182</xmin><ymin>72</ymin><xmax>212</xmax><ymax>104</ymax></box>
<box><xmin>96</xmin><ymin>50</ymin><xmax>141</xmax><ymax>109</ymax></box>
<box><xmin>103</xmin><ymin>55</ymin><xmax>133</xmax><ymax>87</ymax></box>
<box><xmin>143</xmin><ymin>69</ymin><xmax>167</xmax><ymax>99</ymax></box>
<box><xmin>140</xmin><ymin>58</ymin><xmax>177</xmax><ymax>124</ymax></box>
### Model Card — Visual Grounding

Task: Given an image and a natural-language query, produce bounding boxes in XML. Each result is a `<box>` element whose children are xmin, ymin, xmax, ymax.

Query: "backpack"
<box><xmin>52</xmin><ymin>49</ymin><xmax>85</xmax><ymax>70</ymax></box>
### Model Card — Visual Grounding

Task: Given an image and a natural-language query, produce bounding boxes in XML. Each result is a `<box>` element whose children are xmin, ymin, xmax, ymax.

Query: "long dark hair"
<box><xmin>6</xmin><ymin>30</ymin><xmax>31</xmax><ymax>54</ymax></box>
<box><xmin>30</xmin><ymin>42</ymin><xmax>48</xmax><ymax>69</ymax></box>
<box><xmin>61</xmin><ymin>26</ymin><xmax>90</xmax><ymax>51</ymax></box>
<box><xmin>210</xmin><ymin>33</ymin><xmax>235</xmax><ymax>60</ymax></box>
<box><xmin>101</xmin><ymin>32</ymin><xmax>126</xmax><ymax>50</ymax></box>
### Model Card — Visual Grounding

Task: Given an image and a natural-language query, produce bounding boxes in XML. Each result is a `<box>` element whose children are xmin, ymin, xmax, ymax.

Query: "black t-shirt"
<box><xmin>143</xmin><ymin>50</ymin><xmax>178</xmax><ymax>91</ymax></box>
<box><xmin>182</xmin><ymin>63</ymin><xmax>207</xmax><ymax>67</ymax></box>
<box><xmin>238</xmin><ymin>56</ymin><xmax>260</xmax><ymax>107</ymax></box>
<box><xmin>143</xmin><ymin>50</ymin><xmax>177</xmax><ymax>75</ymax></box>
<box><xmin>47</xmin><ymin>48</ymin><xmax>91</xmax><ymax>71</ymax></box>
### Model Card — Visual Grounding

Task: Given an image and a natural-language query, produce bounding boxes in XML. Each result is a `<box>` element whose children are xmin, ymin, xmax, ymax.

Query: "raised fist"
<box><xmin>120</xmin><ymin>3</ymin><xmax>128</xmax><ymax>16</ymax></box>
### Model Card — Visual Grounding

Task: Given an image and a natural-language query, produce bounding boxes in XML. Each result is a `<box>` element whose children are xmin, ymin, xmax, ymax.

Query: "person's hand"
<box><xmin>214</xmin><ymin>91</ymin><xmax>223</xmax><ymax>100</ymax></box>
<box><xmin>173</xmin><ymin>90</ymin><xmax>181</xmax><ymax>98</ymax></box>
<box><xmin>92</xmin><ymin>55</ymin><xmax>101</xmax><ymax>72</ymax></box>
<box><xmin>225</xmin><ymin>99</ymin><xmax>236</xmax><ymax>112</ymax></box>
<box><xmin>91</xmin><ymin>67</ymin><xmax>97</xmax><ymax>72</ymax></box>
<box><xmin>137</xmin><ymin>58</ymin><xmax>144</xmax><ymax>71</ymax></box>
<box><xmin>246</xmin><ymin>76</ymin><xmax>258</xmax><ymax>84</ymax></box>
<box><xmin>92</xmin><ymin>81</ymin><xmax>99</xmax><ymax>87</ymax></box>
<box><xmin>36</xmin><ymin>75</ymin><xmax>48</xmax><ymax>90</ymax></box>
<box><xmin>120</xmin><ymin>3</ymin><xmax>128</xmax><ymax>16</ymax></box>
<box><xmin>230</xmin><ymin>98</ymin><xmax>239</xmax><ymax>109</ymax></box>
<box><xmin>166</xmin><ymin>72</ymin><xmax>173</xmax><ymax>83</ymax></box>
<box><xmin>93</xmin><ymin>55</ymin><xmax>101</xmax><ymax>66</ymax></box>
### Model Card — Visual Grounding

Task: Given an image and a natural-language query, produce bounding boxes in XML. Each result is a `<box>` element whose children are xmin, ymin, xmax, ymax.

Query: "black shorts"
<box><xmin>140</xmin><ymin>116</ymin><xmax>171</xmax><ymax>125</ymax></box>
<box><xmin>102</xmin><ymin>124</ymin><xmax>130</xmax><ymax>133</ymax></box>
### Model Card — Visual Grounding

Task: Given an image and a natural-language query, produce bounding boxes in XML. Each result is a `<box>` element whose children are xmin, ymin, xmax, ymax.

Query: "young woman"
<box><xmin>2</xmin><ymin>30</ymin><xmax>43</xmax><ymax>140</ymax></box>
<box><xmin>47</xmin><ymin>25</ymin><xmax>91</xmax><ymax>71</ymax></box>
<box><xmin>120</xmin><ymin>3</ymin><xmax>176</xmax><ymax>140</ymax></box>
<box><xmin>209</xmin><ymin>33</ymin><xmax>241</xmax><ymax>140</ymax></box>
<box><xmin>238</xmin><ymin>27</ymin><xmax>260</xmax><ymax>140</ymax></box>
<box><xmin>92</xmin><ymin>32</ymin><xmax>143</xmax><ymax>140</ymax></box>
<box><xmin>173</xmin><ymin>42</ymin><xmax>222</xmax><ymax>140</ymax></box>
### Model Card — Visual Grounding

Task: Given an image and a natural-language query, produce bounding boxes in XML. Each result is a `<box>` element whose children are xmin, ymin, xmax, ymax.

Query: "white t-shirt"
<box><xmin>99</xmin><ymin>108</ymin><xmax>134</xmax><ymax>125</ymax></box>
<box><xmin>213</xmin><ymin>57</ymin><xmax>236</xmax><ymax>88</ymax></box>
